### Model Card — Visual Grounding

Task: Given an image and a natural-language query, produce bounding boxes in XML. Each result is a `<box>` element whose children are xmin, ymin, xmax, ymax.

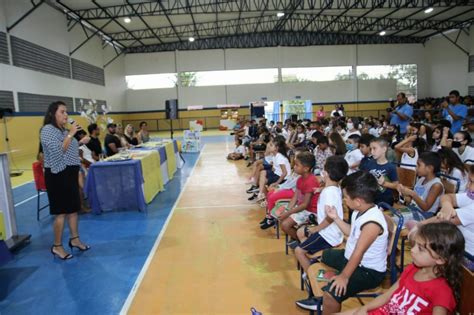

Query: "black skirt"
<box><xmin>44</xmin><ymin>166</ymin><xmax>81</xmax><ymax>215</ymax></box>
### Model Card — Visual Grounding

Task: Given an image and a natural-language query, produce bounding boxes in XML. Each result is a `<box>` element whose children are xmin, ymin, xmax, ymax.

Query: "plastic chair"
<box><xmin>437</xmin><ymin>172</ymin><xmax>460</xmax><ymax>193</ymax></box>
<box><xmin>32</xmin><ymin>161</ymin><xmax>48</xmax><ymax>221</ymax></box>
<box><xmin>395</xmin><ymin>164</ymin><xmax>417</xmax><ymax>189</ymax></box>
<box><xmin>305</xmin><ymin>202</ymin><xmax>404</xmax><ymax>315</ymax></box>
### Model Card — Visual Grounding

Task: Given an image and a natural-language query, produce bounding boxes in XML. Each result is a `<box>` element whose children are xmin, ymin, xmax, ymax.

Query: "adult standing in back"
<box><xmin>389</xmin><ymin>92</ymin><xmax>413</xmax><ymax>139</ymax></box>
<box><xmin>40</xmin><ymin>101</ymin><xmax>91</xmax><ymax>260</ymax></box>
<box><xmin>442</xmin><ymin>90</ymin><xmax>467</xmax><ymax>134</ymax></box>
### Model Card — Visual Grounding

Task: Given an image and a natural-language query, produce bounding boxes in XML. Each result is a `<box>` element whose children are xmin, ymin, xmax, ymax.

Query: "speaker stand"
<box><xmin>170</xmin><ymin>119</ymin><xmax>174</xmax><ymax>139</ymax></box>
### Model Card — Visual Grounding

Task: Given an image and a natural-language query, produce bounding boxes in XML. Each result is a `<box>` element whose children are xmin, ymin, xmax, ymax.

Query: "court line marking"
<box><xmin>14</xmin><ymin>192</ymin><xmax>45</xmax><ymax>207</ymax></box>
<box><xmin>176</xmin><ymin>204</ymin><xmax>252</xmax><ymax>209</ymax></box>
<box><xmin>119</xmin><ymin>145</ymin><xmax>206</xmax><ymax>315</ymax></box>
<box><xmin>13</xmin><ymin>180</ymin><xmax>33</xmax><ymax>189</ymax></box>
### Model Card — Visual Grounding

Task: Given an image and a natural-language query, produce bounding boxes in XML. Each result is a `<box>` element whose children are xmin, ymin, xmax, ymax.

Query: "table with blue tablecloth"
<box><xmin>85</xmin><ymin>140</ymin><xmax>179</xmax><ymax>214</ymax></box>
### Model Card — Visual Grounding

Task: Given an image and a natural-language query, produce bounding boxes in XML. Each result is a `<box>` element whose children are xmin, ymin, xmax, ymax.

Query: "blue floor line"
<box><xmin>0</xmin><ymin>142</ymin><xmax>215</xmax><ymax>315</ymax></box>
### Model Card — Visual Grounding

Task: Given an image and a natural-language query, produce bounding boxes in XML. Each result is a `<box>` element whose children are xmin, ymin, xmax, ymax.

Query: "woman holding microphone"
<box><xmin>40</xmin><ymin>101</ymin><xmax>90</xmax><ymax>260</ymax></box>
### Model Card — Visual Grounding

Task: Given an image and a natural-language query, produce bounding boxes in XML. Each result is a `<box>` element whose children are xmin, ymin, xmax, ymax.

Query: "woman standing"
<box><xmin>40</xmin><ymin>101</ymin><xmax>90</xmax><ymax>260</ymax></box>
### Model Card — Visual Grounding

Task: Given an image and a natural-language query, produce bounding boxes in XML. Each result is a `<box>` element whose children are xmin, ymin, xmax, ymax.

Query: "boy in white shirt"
<box><xmin>296</xmin><ymin>171</ymin><xmax>388</xmax><ymax>313</ymax></box>
<box><xmin>294</xmin><ymin>155</ymin><xmax>348</xmax><ymax>273</ymax></box>
<box><xmin>227</xmin><ymin>138</ymin><xmax>246</xmax><ymax>160</ymax></box>
<box><xmin>344</xmin><ymin>134</ymin><xmax>364</xmax><ymax>174</ymax></box>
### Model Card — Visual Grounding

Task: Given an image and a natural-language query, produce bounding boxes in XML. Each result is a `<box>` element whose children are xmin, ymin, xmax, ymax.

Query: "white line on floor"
<box><xmin>176</xmin><ymin>204</ymin><xmax>252</xmax><ymax>209</ymax></box>
<box><xmin>14</xmin><ymin>192</ymin><xmax>45</xmax><ymax>207</ymax></box>
<box><xmin>119</xmin><ymin>144</ymin><xmax>206</xmax><ymax>315</ymax></box>
<box><xmin>13</xmin><ymin>180</ymin><xmax>33</xmax><ymax>189</ymax></box>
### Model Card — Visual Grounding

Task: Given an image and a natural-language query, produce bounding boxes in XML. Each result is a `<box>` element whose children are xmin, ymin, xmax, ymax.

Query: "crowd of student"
<box><xmin>229</xmin><ymin>90</ymin><xmax>474</xmax><ymax>314</ymax></box>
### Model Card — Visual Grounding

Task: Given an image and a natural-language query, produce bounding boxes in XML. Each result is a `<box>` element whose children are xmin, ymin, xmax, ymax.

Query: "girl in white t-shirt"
<box><xmin>294</xmin><ymin>155</ymin><xmax>348</xmax><ymax>273</ymax></box>
<box><xmin>438</xmin><ymin>147</ymin><xmax>469</xmax><ymax>193</ymax></box>
<box><xmin>253</xmin><ymin>138</ymin><xmax>290</xmax><ymax>201</ymax></box>
<box><xmin>452</xmin><ymin>131</ymin><xmax>474</xmax><ymax>163</ymax></box>
<box><xmin>343</xmin><ymin>118</ymin><xmax>361</xmax><ymax>141</ymax></box>
<box><xmin>344</xmin><ymin>134</ymin><xmax>364</xmax><ymax>174</ymax></box>
<box><xmin>395</xmin><ymin>134</ymin><xmax>427</xmax><ymax>170</ymax></box>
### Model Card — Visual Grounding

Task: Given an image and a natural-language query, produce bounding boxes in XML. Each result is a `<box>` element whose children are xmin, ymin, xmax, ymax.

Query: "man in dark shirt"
<box><xmin>86</xmin><ymin>123</ymin><xmax>102</xmax><ymax>160</ymax></box>
<box><xmin>104</xmin><ymin>123</ymin><xmax>122</xmax><ymax>157</ymax></box>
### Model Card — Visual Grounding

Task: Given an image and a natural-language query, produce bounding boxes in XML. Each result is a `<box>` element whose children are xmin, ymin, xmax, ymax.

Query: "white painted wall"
<box><xmin>0</xmin><ymin>1</ymin><xmax>127</xmax><ymax>111</ymax></box>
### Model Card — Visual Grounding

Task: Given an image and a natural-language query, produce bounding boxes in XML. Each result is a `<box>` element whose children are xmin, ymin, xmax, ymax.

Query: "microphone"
<box><xmin>68</xmin><ymin>118</ymin><xmax>82</xmax><ymax>131</ymax></box>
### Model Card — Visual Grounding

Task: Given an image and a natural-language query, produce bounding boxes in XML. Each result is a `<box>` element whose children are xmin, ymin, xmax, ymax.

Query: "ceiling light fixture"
<box><xmin>188</xmin><ymin>37</ymin><xmax>195</xmax><ymax>42</ymax></box>
<box><xmin>277</xmin><ymin>12</ymin><xmax>285</xmax><ymax>18</ymax></box>
<box><xmin>379</xmin><ymin>30</ymin><xmax>386</xmax><ymax>36</ymax></box>
<box><xmin>124</xmin><ymin>17</ymin><xmax>131</xmax><ymax>23</ymax></box>
<box><xmin>424</xmin><ymin>7</ymin><xmax>434</xmax><ymax>13</ymax></box>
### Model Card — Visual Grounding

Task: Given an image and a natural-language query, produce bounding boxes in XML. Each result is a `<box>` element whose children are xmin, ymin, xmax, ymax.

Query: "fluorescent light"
<box><xmin>424</xmin><ymin>7</ymin><xmax>434</xmax><ymax>13</ymax></box>
<box><xmin>188</xmin><ymin>37</ymin><xmax>195</xmax><ymax>42</ymax></box>
<box><xmin>277</xmin><ymin>12</ymin><xmax>285</xmax><ymax>18</ymax></box>
<box><xmin>379</xmin><ymin>31</ymin><xmax>386</xmax><ymax>36</ymax></box>
<box><xmin>123</xmin><ymin>17</ymin><xmax>131</xmax><ymax>23</ymax></box>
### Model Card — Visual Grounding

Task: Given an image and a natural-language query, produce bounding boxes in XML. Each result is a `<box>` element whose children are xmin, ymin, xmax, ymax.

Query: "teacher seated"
<box><xmin>40</xmin><ymin>101</ymin><xmax>91</xmax><ymax>260</ymax></box>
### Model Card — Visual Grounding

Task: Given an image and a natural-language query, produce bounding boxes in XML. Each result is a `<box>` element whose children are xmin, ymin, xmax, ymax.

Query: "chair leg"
<box><xmin>276</xmin><ymin>220</ymin><xmax>280</xmax><ymax>239</ymax></box>
<box><xmin>37</xmin><ymin>191</ymin><xmax>40</xmax><ymax>221</ymax></box>
<box><xmin>285</xmin><ymin>233</ymin><xmax>289</xmax><ymax>255</ymax></box>
<box><xmin>300</xmin><ymin>266</ymin><xmax>304</xmax><ymax>291</ymax></box>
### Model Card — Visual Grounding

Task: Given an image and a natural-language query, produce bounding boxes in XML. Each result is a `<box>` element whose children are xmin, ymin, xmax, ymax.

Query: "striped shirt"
<box><xmin>40</xmin><ymin>124</ymin><xmax>80</xmax><ymax>174</ymax></box>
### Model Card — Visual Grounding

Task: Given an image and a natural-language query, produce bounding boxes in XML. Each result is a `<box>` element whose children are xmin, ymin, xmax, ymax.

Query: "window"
<box><xmin>356</xmin><ymin>64</ymin><xmax>417</xmax><ymax>98</ymax></box>
<box><xmin>125</xmin><ymin>73</ymin><xmax>177</xmax><ymax>90</ymax></box>
<box><xmin>193</xmin><ymin>68</ymin><xmax>278</xmax><ymax>87</ymax></box>
<box><xmin>282</xmin><ymin>66</ymin><xmax>354</xmax><ymax>82</ymax></box>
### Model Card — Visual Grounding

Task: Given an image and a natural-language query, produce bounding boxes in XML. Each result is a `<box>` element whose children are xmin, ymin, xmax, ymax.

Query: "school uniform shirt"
<box><xmin>369</xmin><ymin>128</ymin><xmax>379</xmax><ymax>137</ymax></box>
<box><xmin>296</xmin><ymin>175</ymin><xmax>320</xmax><ymax>213</ymax></box>
<box><xmin>362</xmin><ymin>160</ymin><xmax>398</xmax><ymax>206</ymax></box>
<box><xmin>442</xmin><ymin>103</ymin><xmax>467</xmax><ymax>133</ymax></box>
<box><xmin>273</xmin><ymin>153</ymin><xmax>291</xmax><ymax>179</ymax></box>
<box><xmin>281</xmin><ymin>128</ymin><xmax>289</xmax><ymax>140</ymax></box>
<box><xmin>449</xmin><ymin>167</ymin><xmax>468</xmax><ymax>193</ymax></box>
<box><xmin>454</xmin><ymin>145</ymin><xmax>474</xmax><ymax>163</ymax></box>
<box><xmin>234</xmin><ymin>145</ymin><xmax>246</xmax><ymax>155</ymax></box>
<box><xmin>344</xmin><ymin>148</ymin><xmax>364</xmax><ymax>174</ymax></box>
<box><xmin>368</xmin><ymin>264</ymin><xmax>456</xmax><ymax>315</ymax></box>
<box><xmin>413</xmin><ymin>177</ymin><xmax>443</xmax><ymax>214</ymax></box>
<box><xmin>400</xmin><ymin>149</ymin><xmax>418</xmax><ymax>170</ymax></box>
<box><xmin>359</xmin><ymin>156</ymin><xmax>373</xmax><ymax>171</ymax></box>
<box><xmin>345</xmin><ymin>206</ymin><xmax>388</xmax><ymax>273</ymax></box>
<box><xmin>390</xmin><ymin>103</ymin><xmax>413</xmax><ymax>134</ymax></box>
<box><xmin>455</xmin><ymin>192</ymin><xmax>474</xmax><ymax>256</ymax></box>
<box><xmin>296</xmin><ymin>133</ymin><xmax>306</xmax><ymax>144</ymax></box>
<box><xmin>317</xmin><ymin>186</ymin><xmax>344</xmax><ymax>246</ymax></box>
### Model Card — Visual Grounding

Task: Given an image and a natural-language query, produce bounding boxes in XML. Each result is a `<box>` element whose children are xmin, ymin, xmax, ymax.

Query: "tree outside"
<box><xmin>176</xmin><ymin>72</ymin><xmax>197</xmax><ymax>87</ymax></box>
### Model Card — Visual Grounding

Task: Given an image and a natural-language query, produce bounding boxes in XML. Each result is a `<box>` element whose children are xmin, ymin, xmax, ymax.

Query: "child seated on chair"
<box><xmin>313</xmin><ymin>135</ymin><xmax>333</xmax><ymax>175</ymax></box>
<box><xmin>361</xmin><ymin>137</ymin><xmax>399</xmax><ymax>206</ymax></box>
<box><xmin>227</xmin><ymin>138</ymin><xmax>246</xmax><ymax>160</ymax></box>
<box><xmin>344</xmin><ymin>134</ymin><xmax>364</xmax><ymax>175</ymax></box>
<box><xmin>359</xmin><ymin>134</ymin><xmax>375</xmax><ymax>171</ymax></box>
<box><xmin>280</xmin><ymin>152</ymin><xmax>321</xmax><ymax>248</ymax></box>
<box><xmin>341</xmin><ymin>222</ymin><xmax>462</xmax><ymax>315</ymax></box>
<box><xmin>294</xmin><ymin>155</ymin><xmax>348</xmax><ymax>273</ymax></box>
<box><xmin>296</xmin><ymin>171</ymin><xmax>388</xmax><ymax>313</ymax></box>
<box><xmin>397</xmin><ymin>152</ymin><xmax>444</xmax><ymax>219</ymax></box>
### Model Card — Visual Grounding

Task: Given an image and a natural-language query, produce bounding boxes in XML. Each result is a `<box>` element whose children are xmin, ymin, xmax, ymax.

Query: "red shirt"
<box><xmin>296</xmin><ymin>174</ymin><xmax>320</xmax><ymax>213</ymax></box>
<box><xmin>369</xmin><ymin>264</ymin><xmax>456</xmax><ymax>315</ymax></box>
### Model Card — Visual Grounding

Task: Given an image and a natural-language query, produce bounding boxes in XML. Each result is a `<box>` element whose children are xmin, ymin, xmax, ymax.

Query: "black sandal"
<box><xmin>51</xmin><ymin>244</ymin><xmax>73</xmax><ymax>260</ymax></box>
<box><xmin>68</xmin><ymin>236</ymin><xmax>91</xmax><ymax>252</ymax></box>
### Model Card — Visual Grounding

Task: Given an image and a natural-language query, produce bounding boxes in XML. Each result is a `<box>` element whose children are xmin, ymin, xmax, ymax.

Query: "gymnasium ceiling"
<box><xmin>47</xmin><ymin>0</ymin><xmax>474</xmax><ymax>54</ymax></box>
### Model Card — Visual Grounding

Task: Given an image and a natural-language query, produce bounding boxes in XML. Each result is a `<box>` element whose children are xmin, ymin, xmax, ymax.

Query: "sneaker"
<box><xmin>287</xmin><ymin>239</ymin><xmax>300</xmax><ymax>250</ymax></box>
<box><xmin>248</xmin><ymin>193</ymin><xmax>258</xmax><ymax>201</ymax></box>
<box><xmin>260</xmin><ymin>219</ymin><xmax>275</xmax><ymax>230</ymax></box>
<box><xmin>295</xmin><ymin>297</ymin><xmax>322</xmax><ymax>311</ymax></box>
<box><xmin>246</xmin><ymin>185</ymin><xmax>259</xmax><ymax>194</ymax></box>
<box><xmin>259</xmin><ymin>217</ymin><xmax>268</xmax><ymax>225</ymax></box>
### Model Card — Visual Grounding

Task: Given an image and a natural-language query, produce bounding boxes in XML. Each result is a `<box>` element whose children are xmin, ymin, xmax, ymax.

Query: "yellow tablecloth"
<box><xmin>132</xmin><ymin>151</ymin><xmax>164</xmax><ymax>203</ymax></box>
<box><xmin>165</xmin><ymin>142</ymin><xmax>177</xmax><ymax>180</ymax></box>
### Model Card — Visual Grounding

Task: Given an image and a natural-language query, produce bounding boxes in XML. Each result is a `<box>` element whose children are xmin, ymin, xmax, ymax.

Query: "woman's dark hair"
<box><xmin>413</xmin><ymin>136</ymin><xmax>427</xmax><ymax>155</ymax></box>
<box><xmin>456</xmin><ymin>130</ymin><xmax>472</xmax><ymax>145</ymax></box>
<box><xmin>43</xmin><ymin>101</ymin><xmax>66</xmax><ymax>129</ymax></box>
<box><xmin>437</xmin><ymin>147</ymin><xmax>466</xmax><ymax>177</ymax></box>
<box><xmin>316</xmin><ymin>135</ymin><xmax>329</xmax><ymax>145</ymax></box>
<box><xmin>273</xmin><ymin>137</ymin><xmax>288</xmax><ymax>159</ymax></box>
<box><xmin>329</xmin><ymin>132</ymin><xmax>347</xmax><ymax>155</ymax></box>
<box><xmin>416</xmin><ymin>222</ymin><xmax>465</xmax><ymax>304</ymax></box>
<box><xmin>341</xmin><ymin>170</ymin><xmax>378</xmax><ymax>203</ymax></box>
<box><xmin>88</xmin><ymin>123</ymin><xmax>98</xmax><ymax>134</ymax></box>
<box><xmin>418</xmin><ymin>152</ymin><xmax>441</xmax><ymax>174</ymax></box>
<box><xmin>324</xmin><ymin>156</ymin><xmax>348</xmax><ymax>182</ymax></box>
<box><xmin>74</xmin><ymin>129</ymin><xmax>87</xmax><ymax>141</ymax></box>
<box><xmin>139</xmin><ymin>121</ymin><xmax>147</xmax><ymax>128</ymax></box>
<box><xmin>295</xmin><ymin>151</ymin><xmax>315</xmax><ymax>171</ymax></box>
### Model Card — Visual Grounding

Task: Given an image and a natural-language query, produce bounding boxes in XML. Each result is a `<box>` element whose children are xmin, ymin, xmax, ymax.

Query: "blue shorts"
<box><xmin>298</xmin><ymin>232</ymin><xmax>332</xmax><ymax>254</ymax></box>
<box><xmin>266</xmin><ymin>170</ymin><xmax>280</xmax><ymax>185</ymax></box>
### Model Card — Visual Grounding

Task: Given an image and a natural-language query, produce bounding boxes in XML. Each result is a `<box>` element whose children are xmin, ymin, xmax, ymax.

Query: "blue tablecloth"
<box><xmin>85</xmin><ymin>159</ymin><xmax>146</xmax><ymax>214</ymax></box>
